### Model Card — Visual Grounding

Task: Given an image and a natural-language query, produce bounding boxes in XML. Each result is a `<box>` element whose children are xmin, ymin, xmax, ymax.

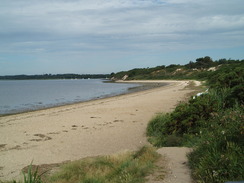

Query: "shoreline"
<box><xmin>0</xmin><ymin>80</ymin><xmax>169</xmax><ymax>117</ymax></box>
<box><xmin>0</xmin><ymin>80</ymin><xmax>197</xmax><ymax>181</ymax></box>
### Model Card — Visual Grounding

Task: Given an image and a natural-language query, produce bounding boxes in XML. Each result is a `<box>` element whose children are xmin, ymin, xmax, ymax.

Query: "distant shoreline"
<box><xmin>0</xmin><ymin>74</ymin><xmax>110</xmax><ymax>80</ymax></box>
<box><xmin>0</xmin><ymin>80</ymin><xmax>169</xmax><ymax>117</ymax></box>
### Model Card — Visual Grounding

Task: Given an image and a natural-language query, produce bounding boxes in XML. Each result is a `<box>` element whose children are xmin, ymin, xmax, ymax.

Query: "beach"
<box><xmin>0</xmin><ymin>80</ymin><xmax>197</xmax><ymax>181</ymax></box>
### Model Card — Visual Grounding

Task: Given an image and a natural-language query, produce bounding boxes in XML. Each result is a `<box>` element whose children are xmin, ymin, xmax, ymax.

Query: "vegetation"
<box><xmin>49</xmin><ymin>146</ymin><xmax>159</xmax><ymax>183</ymax></box>
<box><xmin>111</xmin><ymin>56</ymin><xmax>244</xmax><ymax>81</ymax></box>
<box><xmin>0</xmin><ymin>74</ymin><xmax>109</xmax><ymax>80</ymax></box>
<box><xmin>3</xmin><ymin>146</ymin><xmax>160</xmax><ymax>183</ymax></box>
<box><xmin>1</xmin><ymin>164</ymin><xmax>42</xmax><ymax>183</ymax></box>
<box><xmin>22</xmin><ymin>164</ymin><xmax>43</xmax><ymax>183</ymax></box>
<box><xmin>146</xmin><ymin>59</ymin><xmax>244</xmax><ymax>182</ymax></box>
<box><xmin>188</xmin><ymin>108</ymin><xmax>244</xmax><ymax>183</ymax></box>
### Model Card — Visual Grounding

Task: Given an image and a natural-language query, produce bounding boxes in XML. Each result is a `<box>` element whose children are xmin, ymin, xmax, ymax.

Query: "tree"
<box><xmin>195</xmin><ymin>56</ymin><xmax>214</xmax><ymax>69</ymax></box>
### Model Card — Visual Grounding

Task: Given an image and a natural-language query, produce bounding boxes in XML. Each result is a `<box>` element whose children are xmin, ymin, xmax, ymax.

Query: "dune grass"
<box><xmin>2</xmin><ymin>146</ymin><xmax>161</xmax><ymax>183</ymax></box>
<box><xmin>48</xmin><ymin>146</ymin><xmax>160</xmax><ymax>183</ymax></box>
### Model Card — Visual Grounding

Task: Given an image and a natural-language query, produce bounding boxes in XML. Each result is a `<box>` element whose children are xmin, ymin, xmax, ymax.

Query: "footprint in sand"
<box><xmin>9</xmin><ymin>145</ymin><xmax>22</xmax><ymax>150</ymax></box>
<box><xmin>1</xmin><ymin>144</ymin><xmax>24</xmax><ymax>152</ymax></box>
<box><xmin>47</xmin><ymin>132</ymin><xmax>60</xmax><ymax>135</ymax></box>
<box><xmin>113</xmin><ymin>120</ymin><xmax>124</xmax><ymax>123</ymax></box>
<box><xmin>102</xmin><ymin>122</ymin><xmax>113</xmax><ymax>126</ymax></box>
<box><xmin>0</xmin><ymin>144</ymin><xmax>7</xmax><ymax>151</ymax></box>
<box><xmin>71</xmin><ymin>125</ymin><xmax>78</xmax><ymax>130</ymax></box>
<box><xmin>90</xmin><ymin>116</ymin><xmax>101</xmax><ymax>119</ymax></box>
<box><xmin>30</xmin><ymin>134</ymin><xmax>52</xmax><ymax>142</ymax></box>
<box><xmin>0</xmin><ymin>144</ymin><xmax>7</xmax><ymax>149</ymax></box>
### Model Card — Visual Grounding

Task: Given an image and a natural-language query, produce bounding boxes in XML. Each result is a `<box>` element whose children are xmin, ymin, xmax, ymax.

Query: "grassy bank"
<box><xmin>146</xmin><ymin>62</ymin><xmax>244</xmax><ymax>182</ymax></box>
<box><xmin>2</xmin><ymin>146</ymin><xmax>161</xmax><ymax>183</ymax></box>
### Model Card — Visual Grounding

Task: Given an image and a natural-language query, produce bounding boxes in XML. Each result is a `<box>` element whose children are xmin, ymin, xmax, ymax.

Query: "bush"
<box><xmin>146</xmin><ymin>113</ymin><xmax>170</xmax><ymax>137</ymax></box>
<box><xmin>164</xmin><ymin>91</ymin><xmax>222</xmax><ymax>135</ymax></box>
<box><xmin>147</xmin><ymin>113</ymin><xmax>171</xmax><ymax>147</ymax></box>
<box><xmin>188</xmin><ymin>108</ymin><xmax>244</xmax><ymax>183</ymax></box>
<box><xmin>147</xmin><ymin>92</ymin><xmax>222</xmax><ymax>146</ymax></box>
<box><xmin>207</xmin><ymin>62</ymin><xmax>244</xmax><ymax>107</ymax></box>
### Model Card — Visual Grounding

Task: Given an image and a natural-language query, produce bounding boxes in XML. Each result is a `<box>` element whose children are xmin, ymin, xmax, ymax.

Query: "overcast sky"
<box><xmin>0</xmin><ymin>0</ymin><xmax>244</xmax><ymax>75</ymax></box>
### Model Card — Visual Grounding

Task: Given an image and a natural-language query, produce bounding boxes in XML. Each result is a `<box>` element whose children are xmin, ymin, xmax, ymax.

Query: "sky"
<box><xmin>0</xmin><ymin>0</ymin><xmax>244</xmax><ymax>75</ymax></box>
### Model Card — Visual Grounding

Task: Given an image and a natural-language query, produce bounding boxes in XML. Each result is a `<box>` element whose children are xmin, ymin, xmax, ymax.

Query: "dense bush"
<box><xmin>207</xmin><ymin>62</ymin><xmax>244</xmax><ymax>106</ymax></box>
<box><xmin>147</xmin><ymin>91</ymin><xmax>222</xmax><ymax>146</ymax></box>
<box><xmin>188</xmin><ymin>108</ymin><xmax>244</xmax><ymax>183</ymax></box>
<box><xmin>165</xmin><ymin>93</ymin><xmax>219</xmax><ymax>135</ymax></box>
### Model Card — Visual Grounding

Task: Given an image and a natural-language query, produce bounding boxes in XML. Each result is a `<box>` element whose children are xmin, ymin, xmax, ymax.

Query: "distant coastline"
<box><xmin>0</xmin><ymin>73</ymin><xmax>110</xmax><ymax>80</ymax></box>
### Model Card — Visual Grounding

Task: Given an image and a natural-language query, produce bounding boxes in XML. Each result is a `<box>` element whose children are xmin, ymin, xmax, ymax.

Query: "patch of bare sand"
<box><xmin>0</xmin><ymin>80</ymin><xmax>196</xmax><ymax>181</ymax></box>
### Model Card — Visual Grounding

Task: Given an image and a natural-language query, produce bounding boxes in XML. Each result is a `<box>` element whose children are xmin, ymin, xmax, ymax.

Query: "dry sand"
<box><xmin>0</xmin><ymin>80</ymin><xmax>197</xmax><ymax>181</ymax></box>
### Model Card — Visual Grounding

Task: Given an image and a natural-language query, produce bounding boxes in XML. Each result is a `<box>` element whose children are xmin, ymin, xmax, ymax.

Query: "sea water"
<box><xmin>0</xmin><ymin>79</ymin><xmax>140</xmax><ymax>115</ymax></box>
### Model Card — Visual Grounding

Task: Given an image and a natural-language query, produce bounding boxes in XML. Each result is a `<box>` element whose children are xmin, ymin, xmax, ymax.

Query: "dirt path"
<box><xmin>146</xmin><ymin>147</ymin><xmax>193</xmax><ymax>183</ymax></box>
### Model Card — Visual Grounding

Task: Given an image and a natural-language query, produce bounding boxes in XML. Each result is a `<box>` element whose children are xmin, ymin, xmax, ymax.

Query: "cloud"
<box><xmin>2</xmin><ymin>1</ymin><xmax>244</xmax><ymax>35</ymax></box>
<box><xmin>0</xmin><ymin>0</ymin><xmax>244</xmax><ymax>74</ymax></box>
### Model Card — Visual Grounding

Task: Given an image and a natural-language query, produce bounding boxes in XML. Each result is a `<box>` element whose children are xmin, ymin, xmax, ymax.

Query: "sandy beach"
<box><xmin>0</xmin><ymin>80</ymin><xmax>197</xmax><ymax>181</ymax></box>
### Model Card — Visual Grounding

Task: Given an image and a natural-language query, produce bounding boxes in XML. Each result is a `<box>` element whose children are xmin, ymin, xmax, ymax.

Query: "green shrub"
<box><xmin>147</xmin><ymin>92</ymin><xmax>222</xmax><ymax>146</ymax></box>
<box><xmin>146</xmin><ymin>113</ymin><xmax>170</xmax><ymax>137</ymax></box>
<box><xmin>188</xmin><ymin>108</ymin><xmax>244</xmax><ymax>183</ymax></box>
<box><xmin>146</xmin><ymin>113</ymin><xmax>172</xmax><ymax>147</ymax></box>
<box><xmin>207</xmin><ymin>62</ymin><xmax>244</xmax><ymax>107</ymax></box>
<box><xmin>165</xmin><ymin>92</ymin><xmax>220</xmax><ymax>135</ymax></box>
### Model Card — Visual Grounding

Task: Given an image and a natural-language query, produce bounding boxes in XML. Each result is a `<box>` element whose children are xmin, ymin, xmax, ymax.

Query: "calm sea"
<box><xmin>0</xmin><ymin>79</ymin><xmax>141</xmax><ymax>115</ymax></box>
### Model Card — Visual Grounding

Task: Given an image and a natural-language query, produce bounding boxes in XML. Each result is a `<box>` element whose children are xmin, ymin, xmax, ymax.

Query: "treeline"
<box><xmin>0</xmin><ymin>74</ymin><xmax>110</xmax><ymax>80</ymax></box>
<box><xmin>111</xmin><ymin>56</ymin><xmax>244</xmax><ymax>80</ymax></box>
<box><xmin>146</xmin><ymin>58</ymin><xmax>244</xmax><ymax>182</ymax></box>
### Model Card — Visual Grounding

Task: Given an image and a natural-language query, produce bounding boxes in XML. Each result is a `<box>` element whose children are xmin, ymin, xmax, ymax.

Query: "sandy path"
<box><xmin>0</xmin><ymin>80</ymin><xmax>195</xmax><ymax>181</ymax></box>
<box><xmin>146</xmin><ymin>147</ymin><xmax>193</xmax><ymax>183</ymax></box>
<box><xmin>152</xmin><ymin>147</ymin><xmax>193</xmax><ymax>183</ymax></box>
